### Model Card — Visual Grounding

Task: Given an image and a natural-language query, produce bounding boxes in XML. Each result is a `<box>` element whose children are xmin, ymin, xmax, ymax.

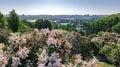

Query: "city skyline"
<box><xmin>0</xmin><ymin>0</ymin><xmax>120</xmax><ymax>15</ymax></box>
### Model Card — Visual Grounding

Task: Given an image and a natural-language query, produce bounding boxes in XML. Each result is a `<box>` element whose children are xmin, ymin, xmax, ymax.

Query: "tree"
<box><xmin>34</xmin><ymin>19</ymin><xmax>52</xmax><ymax>30</ymax></box>
<box><xmin>0</xmin><ymin>12</ymin><xmax>5</xmax><ymax>28</ymax></box>
<box><xmin>7</xmin><ymin>10</ymin><xmax>19</xmax><ymax>32</ymax></box>
<box><xmin>86</xmin><ymin>14</ymin><xmax>120</xmax><ymax>35</ymax></box>
<box><xmin>112</xmin><ymin>22</ymin><xmax>120</xmax><ymax>34</ymax></box>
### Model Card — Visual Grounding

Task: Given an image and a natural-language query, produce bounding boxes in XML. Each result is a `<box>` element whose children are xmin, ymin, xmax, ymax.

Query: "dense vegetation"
<box><xmin>0</xmin><ymin>12</ymin><xmax>5</xmax><ymax>28</ymax></box>
<box><xmin>86</xmin><ymin>13</ymin><xmax>120</xmax><ymax>35</ymax></box>
<box><xmin>35</xmin><ymin>19</ymin><xmax>52</xmax><ymax>30</ymax></box>
<box><xmin>52</xmin><ymin>23</ymin><xmax>77</xmax><ymax>32</ymax></box>
<box><xmin>0</xmin><ymin>10</ymin><xmax>120</xmax><ymax>67</ymax></box>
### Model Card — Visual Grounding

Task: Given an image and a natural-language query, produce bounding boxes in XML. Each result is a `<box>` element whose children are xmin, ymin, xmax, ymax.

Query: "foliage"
<box><xmin>0</xmin><ymin>29</ymin><xmax>11</xmax><ymax>45</ymax></box>
<box><xmin>35</xmin><ymin>19</ymin><xmax>52</xmax><ymax>30</ymax></box>
<box><xmin>18</xmin><ymin>21</ymin><xmax>33</xmax><ymax>33</ymax></box>
<box><xmin>0</xmin><ymin>12</ymin><xmax>5</xmax><ymax>28</ymax></box>
<box><xmin>53</xmin><ymin>23</ymin><xmax>77</xmax><ymax>32</ymax></box>
<box><xmin>7</xmin><ymin>10</ymin><xmax>19</xmax><ymax>32</ymax></box>
<box><xmin>86</xmin><ymin>14</ymin><xmax>120</xmax><ymax>35</ymax></box>
<box><xmin>91</xmin><ymin>32</ymin><xmax>120</xmax><ymax>66</ymax></box>
<box><xmin>67</xmin><ymin>32</ymin><xmax>89</xmax><ymax>57</ymax></box>
<box><xmin>112</xmin><ymin>22</ymin><xmax>120</xmax><ymax>34</ymax></box>
<box><xmin>100</xmin><ymin>45</ymin><xmax>120</xmax><ymax>64</ymax></box>
<box><xmin>21</xmin><ymin>20</ymin><xmax>35</xmax><ymax>28</ymax></box>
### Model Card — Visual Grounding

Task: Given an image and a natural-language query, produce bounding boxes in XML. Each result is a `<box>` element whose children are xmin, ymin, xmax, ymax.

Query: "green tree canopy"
<box><xmin>86</xmin><ymin>14</ymin><xmax>120</xmax><ymax>35</ymax></box>
<box><xmin>7</xmin><ymin>10</ymin><xmax>19</xmax><ymax>32</ymax></box>
<box><xmin>35</xmin><ymin>19</ymin><xmax>52</xmax><ymax>30</ymax></box>
<box><xmin>112</xmin><ymin>22</ymin><xmax>120</xmax><ymax>34</ymax></box>
<box><xmin>0</xmin><ymin>12</ymin><xmax>5</xmax><ymax>28</ymax></box>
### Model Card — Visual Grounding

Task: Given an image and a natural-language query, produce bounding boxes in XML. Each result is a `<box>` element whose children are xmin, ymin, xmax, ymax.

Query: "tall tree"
<box><xmin>8</xmin><ymin>10</ymin><xmax>19</xmax><ymax>32</ymax></box>
<box><xmin>0</xmin><ymin>12</ymin><xmax>5</xmax><ymax>28</ymax></box>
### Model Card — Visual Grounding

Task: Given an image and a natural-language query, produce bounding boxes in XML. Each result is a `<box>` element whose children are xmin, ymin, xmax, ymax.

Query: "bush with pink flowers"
<box><xmin>0</xmin><ymin>28</ymin><xmax>98</xmax><ymax>67</ymax></box>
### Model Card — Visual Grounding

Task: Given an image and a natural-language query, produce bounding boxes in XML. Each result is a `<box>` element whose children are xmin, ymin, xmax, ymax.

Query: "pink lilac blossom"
<box><xmin>0</xmin><ymin>54</ymin><xmax>8</xmax><ymax>67</ymax></box>
<box><xmin>1</xmin><ymin>29</ymin><xmax>98</xmax><ymax>67</ymax></box>
<box><xmin>17</xmin><ymin>46</ymin><xmax>30</xmax><ymax>59</ymax></box>
<box><xmin>0</xmin><ymin>44</ymin><xmax>8</xmax><ymax>67</ymax></box>
<box><xmin>40</xmin><ymin>28</ymin><xmax>50</xmax><ymax>36</ymax></box>
<box><xmin>53</xmin><ymin>58</ymin><xmax>62</xmax><ymax>67</ymax></box>
<box><xmin>74</xmin><ymin>54</ymin><xmax>83</xmax><ymax>65</ymax></box>
<box><xmin>9</xmin><ymin>33</ymin><xmax>21</xmax><ymax>44</ymax></box>
<box><xmin>50</xmin><ymin>53</ymin><xmax>62</xmax><ymax>67</ymax></box>
<box><xmin>87</xmin><ymin>58</ymin><xmax>97</xmax><ymax>67</ymax></box>
<box><xmin>46</xmin><ymin>37</ymin><xmax>57</xmax><ymax>46</ymax></box>
<box><xmin>48</xmin><ymin>30</ymin><xmax>63</xmax><ymax>37</ymax></box>
<box><xmin>38</xmin><ymin>50</ymin><xmax>63</xmax><ymax>67</ymax></box>
<box><xmin>67</xmin><ymin>63</ymin><xmax>75</xmax><ymax>67</ymax></box>
<box><xmin>38</xmin><ymin>49</ymin><xmax>48</xmax><ymax>64</ymax></box>
<box><xmin>0</xmin><ymin>43</ymin><xmax>4</xmax><ymax>54</ymax></box>
<box><xmin>0</xmin><ymin>43</ymin><xmax>4</xmax><ymax>49</ymax></box>
<box><xmin>20</xmin><ymin>34</ymin><xmax>27</xmax><ymax>44</ymax></box>
<box><xmin>38</xmin><ymin>63</ymin><xmax>45</xmax><ymax>67</ymax></box>
<box><xmin>65</xmin><ymin>41</ymin><xmax>72</xmax><ymax>49</ymax></box>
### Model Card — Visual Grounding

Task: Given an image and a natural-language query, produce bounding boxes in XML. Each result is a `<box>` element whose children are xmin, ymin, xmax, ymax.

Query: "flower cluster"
<box><xmin>11</xmin><ymin>56</ymin><xmax>21</xmax><ymax>67</ymax></box>
<box><xmin>37</xmin><ymin>49</ymin><xmax>97</xmax><ymax>67</ymax></box>
<box><xmin>0</xmin><ymin>29</ymin><xmax>98</xmax><ymax>67</ymax></box>
<box><xmin>17</xmin><ymin>46</ymin><xmax>30</xmax><ymax>59</ymax></box>
<box><xmin>0</xmin><ymin>43</ymin><xmax>8</xmax><ymax>67</ymax></box>
<box><xmin>37</xmin><ymin>49</ymin><xmax>63</xmax><ymax>67</ymax></box>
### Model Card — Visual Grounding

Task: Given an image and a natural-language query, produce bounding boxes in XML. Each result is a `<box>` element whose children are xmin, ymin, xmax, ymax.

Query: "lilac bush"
<box><xmin>0</xmin><ymin>29</ymin><xmax>97</xmax><ymax>67</ymax></box>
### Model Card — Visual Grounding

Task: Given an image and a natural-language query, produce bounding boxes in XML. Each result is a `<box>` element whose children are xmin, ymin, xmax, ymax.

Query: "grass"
<box><xmin>97</xmin><ymin>61</ymin><xmax>115</xmax><ymax>67</ymax></box>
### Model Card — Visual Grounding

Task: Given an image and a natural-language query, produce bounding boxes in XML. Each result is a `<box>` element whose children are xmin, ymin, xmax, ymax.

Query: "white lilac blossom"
<box><xmin>17</xmin><ymin>46</ymin><xmax>30</xmax><ymax>59</ymax></box>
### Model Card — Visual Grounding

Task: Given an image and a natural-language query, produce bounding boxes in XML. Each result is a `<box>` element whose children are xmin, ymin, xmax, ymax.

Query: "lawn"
<box><xmin>97</xmin><ymin>62</ymin><xmax>115</xmax><ymax>67</ymax></box>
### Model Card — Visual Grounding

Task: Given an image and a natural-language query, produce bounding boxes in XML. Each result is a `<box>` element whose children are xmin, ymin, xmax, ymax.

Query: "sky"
<box><xmin>0</xmin><ymin>0</ymin><xmax>120</xmax><ymax>15</ymax></box>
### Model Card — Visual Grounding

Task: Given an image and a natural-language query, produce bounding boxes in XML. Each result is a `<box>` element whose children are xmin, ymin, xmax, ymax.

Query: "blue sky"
<box><xmin>0</xmin><ymin>0</ymin><xmax>120</xmax><ymax>15</ymax></box>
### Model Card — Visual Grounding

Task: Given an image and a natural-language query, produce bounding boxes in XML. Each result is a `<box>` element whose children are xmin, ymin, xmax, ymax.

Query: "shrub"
<box><xmin>0</xmin><ymin>29</ymin><xmax>98</xmax><ymax>67</ymax></box>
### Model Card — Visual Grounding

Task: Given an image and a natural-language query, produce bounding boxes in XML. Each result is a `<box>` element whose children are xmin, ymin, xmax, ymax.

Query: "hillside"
<box><xmin>86</xmin><ymin>13</ymin><xmax>120</xmax><ymax>35</ymax></box>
